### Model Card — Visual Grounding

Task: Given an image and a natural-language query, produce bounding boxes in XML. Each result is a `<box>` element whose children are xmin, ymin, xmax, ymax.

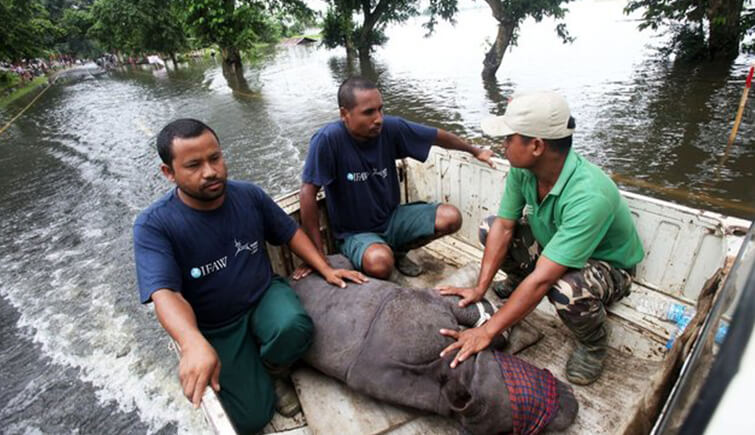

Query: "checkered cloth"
<box><xmin>494</xmin><ymin>351</ymin><xmax>559</xmax><ymax>435</ymax></box>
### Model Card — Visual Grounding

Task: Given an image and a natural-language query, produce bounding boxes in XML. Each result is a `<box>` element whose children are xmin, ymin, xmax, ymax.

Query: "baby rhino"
<box><xmin>290</xmin><ymin>255</ymin><xmax>578</xmax><ymax>434</ymax></box>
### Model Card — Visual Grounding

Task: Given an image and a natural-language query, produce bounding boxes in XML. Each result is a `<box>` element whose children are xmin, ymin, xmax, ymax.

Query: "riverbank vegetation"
<box><xmin>0</xmin><ymin>0</ymin><xmax>753</xmax><ymax>85</ymax></box>
<box><xmin>0</xmin><ymin>76</ymin><xmax>48</xmax><ymax>108</ymax></box>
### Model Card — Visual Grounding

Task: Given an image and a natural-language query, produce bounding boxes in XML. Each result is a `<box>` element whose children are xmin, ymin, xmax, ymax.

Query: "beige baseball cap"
<box><xmin>481</xmin><ymin>90</ymin><xmax>574</xmax><ymax>139</ymax></box>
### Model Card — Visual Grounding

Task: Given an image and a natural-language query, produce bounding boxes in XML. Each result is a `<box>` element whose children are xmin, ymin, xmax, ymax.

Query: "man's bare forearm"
<box><xmin>288</xmin><ymin>228</ymin><xmax>333</xmax><ymax>276</ymax></box>
<box><xmin>299</xmin><ymin>183</ymin><xmax>325</xmax><ymax>254</ymax></box>
<box><xmin>475</xmin><ymin>218</ymin><xmax>515</xmax><ymax>293</ymax></box>
<box><xmin>152</xmin><ymin>289</ymin><xmax>205</xmax><ymax>350</ymax></box>
<box><xmin>152</xmin><ymin>289</ymin><xmax>221</xmax><ymax>406</ymax></box>
<box><xmin>482</xmin><ymin>255</ymin><xmax>567</xmax><ymax>338</ymax></box>
<box><xmin>482</xmin><ymin>275</ymin><xmax>550</xmax><ymax>337</ymax></box>
<box><xmin>436</xmin><ymin>129</ymin><xmax>481</xmax><ymax>156</ymax></box>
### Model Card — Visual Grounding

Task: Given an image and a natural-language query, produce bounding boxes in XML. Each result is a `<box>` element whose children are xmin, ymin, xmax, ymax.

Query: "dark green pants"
<box><xmin>200</xmin><ymin>277</ymin><xmax>314</xmax><ymax>434</ymax></box>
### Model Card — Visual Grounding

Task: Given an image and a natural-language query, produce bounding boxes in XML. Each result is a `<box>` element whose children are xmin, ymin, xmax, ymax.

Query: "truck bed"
<box><xmin>228</xmin><ymin>149</ymin><xmax>749</xmax><ymax>435</ymax></box>
<box><xmin>266</xmin><ymin>239</ymin><xmax>672</xmax><ymax>435</ymax></box>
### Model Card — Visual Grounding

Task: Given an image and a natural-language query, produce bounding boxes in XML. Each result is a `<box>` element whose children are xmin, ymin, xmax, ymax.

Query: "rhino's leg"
<box><xmin>544</xmin><ymin>379</ymin><xmax>579</xmax><ymax>431</ymax></box>
<box><xmin>289</xmin><ymin>255</ymin><xmax>392</xmax><ymax>381</ymax></box>
<box><xmin>416</xmin><ymin>289</ymin><xmax>508</xmax><ymax>350</ymax></box>
<box><xmin>344</xmin><ymin>290</ymin><xmax>456</xmax><ymax>412</ymax></box>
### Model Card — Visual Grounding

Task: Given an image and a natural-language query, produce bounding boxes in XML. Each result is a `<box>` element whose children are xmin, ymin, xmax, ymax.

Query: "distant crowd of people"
<box><xmin>0</xmin><ymin>54</ymin><xmax>82</xmax><ymax>84</ymax></box>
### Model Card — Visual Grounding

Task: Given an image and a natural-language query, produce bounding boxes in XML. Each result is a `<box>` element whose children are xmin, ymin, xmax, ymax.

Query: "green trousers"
<box><xmin>200</xmin><ymin>277</ymin><xmax>314</xmax><ymax>434</ymax></box>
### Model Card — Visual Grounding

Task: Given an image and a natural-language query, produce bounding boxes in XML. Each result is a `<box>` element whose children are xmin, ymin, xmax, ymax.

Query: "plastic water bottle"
<box><xmin>714</xmin><ymin>321</ymin><xmax>729</xmax><ymax>345</ymax></box>
<box><xmin>666</xmin><ymin>317</ymin><xmax>729</xmax><ymax>349</ymax></box>
<box><xmin>637</xmin><ymin>297</ymin><xmax>729</xmax><ymax>349</ymax></box>
<box><xmin>666</xmin><ymin>314</ymin><xmax>692</xmax><ymax>349</ymax></box>
<box><xmin>636</xmin><ymin>298</ymin><xmax>696</xmax><ymax>323</ymax></box>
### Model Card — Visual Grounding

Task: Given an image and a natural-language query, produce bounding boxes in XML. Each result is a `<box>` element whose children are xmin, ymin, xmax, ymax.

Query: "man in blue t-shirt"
<box><xmin>298</xmin><ymin>77</ymin><xmax>495</xmax><ymax>279</ymax></box>
<box><xmin>133</xmin><ymin>119</ymin><xmax>365</xmax><ymax>434</ymax></box>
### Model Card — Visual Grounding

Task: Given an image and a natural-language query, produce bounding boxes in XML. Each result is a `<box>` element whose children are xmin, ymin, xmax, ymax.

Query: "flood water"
<box><xmin>0</xmin><ymin>1</ymin><xmax>753</xmax><ymax>433</ymax></box>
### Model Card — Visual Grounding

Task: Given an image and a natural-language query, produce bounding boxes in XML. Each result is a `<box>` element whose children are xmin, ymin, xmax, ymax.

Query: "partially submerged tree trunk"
<box><xmin>481</xmin><ymin>0</ymin><xmax>518</xmax><ymax>80</ymax></box>
<box><xmin>221</xmin><ymin>58</ymin><xmax>252</xmax><ymax>94</ymax></box>
<box><xmin>706</xmin><ymin>0</ymin><xmax>744</xmax><ymax>61</ymax></box>
<box><xmin>354</xmin><ymin>0</ymin><xmax>389</xmax><ymax>62</ymax></box>
<box><xmin>221</xmin><ymin>46</ymin><xmax>242</xmax><ymax>72</ymax></box>
<box><xmin>170</xmin><ymin>52</ymin><xmax>178</xmax><ymax>69</ymax></box>
<box><xmin>482</xmin><ymin>19</ymin><xmax>516</xmax><ymax>80</ymax></box>
<box><xmin>345</xmin><ymin>37</ymin><xmax>357</xmax><ymax>58</ymax></box>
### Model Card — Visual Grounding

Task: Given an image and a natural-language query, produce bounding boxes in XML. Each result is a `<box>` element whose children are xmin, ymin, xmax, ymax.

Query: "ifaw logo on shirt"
<box><xmin>188</xmin><ymin>238</ymin><xmax>259</xmax><ymax>280</ymax></box>
<box><xmin>234</xmin><ymin>239</ymin><xmax>259</xmax><ymax>256</ymax></box>
<box><xmin>190</xmin><ymin>256</ymin><xmax>228</xmax><ymax>279</ymax></box>
<box><xmin>346</xmin><ymin>167</ymin><xmax>388</xmax><ymax>182</ymax></box>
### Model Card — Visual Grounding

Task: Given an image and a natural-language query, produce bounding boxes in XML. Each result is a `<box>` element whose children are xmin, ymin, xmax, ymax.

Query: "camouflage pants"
<box><xmin>479</xmin><ymin>216</ymin><xmax>634</xmax><ymax>342</ymax></box>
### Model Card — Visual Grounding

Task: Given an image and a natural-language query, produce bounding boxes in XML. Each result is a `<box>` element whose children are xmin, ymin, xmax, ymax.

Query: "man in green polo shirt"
<box><xmin>437</xmin><ymin>90</ymin><xmax>644</xmax><ymax>385</ymax></box>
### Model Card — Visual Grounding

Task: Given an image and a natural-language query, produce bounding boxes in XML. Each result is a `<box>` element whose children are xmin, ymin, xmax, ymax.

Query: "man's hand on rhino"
<box><xmin>436</xmin><ymin>285</ymin><xmax>485</xmax><ymax>307</ymax></box>
<box><xmin>323</xmin><ymin>268</ymin><xmax>368</xmax><ymax>288</ymax></box>
<box><xmin>292</xmin><ymin>264</ymin><xmax>313</xmax><ymax>280</ymax></box>
<box><xmin>439</xmin><ymin>326</ymin><xmax>494</xmax><ymax>368</ymax></box>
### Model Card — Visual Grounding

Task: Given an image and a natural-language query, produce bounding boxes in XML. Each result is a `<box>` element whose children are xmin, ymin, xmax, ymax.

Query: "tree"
<box><xmin>0</xmin><ymin>0</ymin><xmax>59</xmax><ymax>62</ymax></box>
<box><xmin>625</xmin><ymin>0</ymin><xmax>754</xmax><ymax>62</ymax></box>
<box><xmin>136</xmin><ymin>0</ymin><xmax>189</xmax><ymax>67</ymax></box>
<box><xmin>59</xmin><ymin>7</ymin><xmax>97</xmax><ymax>58</ymax></box>
<box><xmin>88</xmin><ymin>0</ymin><xmax>142</xmax><ymax>55</ymax></box>
<box><xmin>182</xmin><ymin>0</ymin><xmax>313</xmax><ymax>71</ymax></box>
<box><xmin>480</xmin><ymin>0</ymin><xmax>573</xmax><ymax>80</ymax></box>
<box><xmin>321</xmin><ymin>0</ymin><xmax>458</xmax><ymax>60</ymax></box>
<box><xmin>89</xmin><ymin>0</ymin><xmax>188</xmax><ymax>65</ymax></box>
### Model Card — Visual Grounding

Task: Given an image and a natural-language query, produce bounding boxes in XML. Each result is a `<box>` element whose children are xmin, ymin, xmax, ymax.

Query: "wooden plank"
<box><xmin>515</xmin><ymin>310</ymin><xmax>666</xmax><ymax>435</ymax></box>
<box><xmin>262</xmin><ymin>412</ymin><xmax>307</xmax><ymax>434</ymax></box>
<box><xmin>291</xmin><ymin>368</ymin><xmax>418</xmax><ymax>435</ymax></box>
<box><xmin>387</xmin><ymin>415</ymin><xmax>461</xmax><ymax>435</ymax></box>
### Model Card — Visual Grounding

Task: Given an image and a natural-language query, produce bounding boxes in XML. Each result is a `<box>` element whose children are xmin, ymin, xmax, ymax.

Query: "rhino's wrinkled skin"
<box><xmin>290</xmin><ymin>255</ymin><xmax>578</xmax><ymax>434</ymax></box>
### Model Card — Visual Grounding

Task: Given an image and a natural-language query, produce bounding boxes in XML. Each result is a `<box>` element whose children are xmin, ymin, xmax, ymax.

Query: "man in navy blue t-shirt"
<box><xmin>133</xmin><ymin>119</ymin><xmax>365</xmax><ymax>434</ymax></box>
<box><xmin>298</xmin><ymin>77</ymin><xmax>495</xmax><ymax>279</ymax></box>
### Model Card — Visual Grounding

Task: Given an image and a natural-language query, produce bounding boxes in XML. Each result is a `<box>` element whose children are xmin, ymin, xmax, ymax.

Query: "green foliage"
<box><xmin>137</xmin><ymin>0</ymin><xmax>189</xmax><ymax>57</ymax></box>
<box><xmin>486</xmin><ymin>0</ymin><xmax>574</xmax><ymax>48</ymax></box>
<box><xmin>59</xmin><ymin>8</ymin><xmax>97</xmax><ymax>57</ymax></box>
<box><xmin>625</xmin><ymin>0</ymin><xmax>753</xmax><ymax>60</ymax></box>
<box><xmin>0</xmin><ymin>75</ymin><xmax>48</xmax><ymax>107</ymax></box>
<box><xmin>4</xmin><ymin>0</ymin><xmax>313</xmax><ymax>65</ymax></box>
<box><xmin>424</xmin><ymin>0</ymin><xmax>459</xmax><ymax>34</ymax></box>
<box><xmin>0</xmin><ymin>70</ymin><xmax>21</xmax><ymax>88</ymax></box>
<box><xmin>89</xmin><ymin>0</ymin><xmax>188</xmax><ymax>57</ymax></box>
<box><xmin>89</xmin><ymin>0</ymin><xmax>141</xmax><ymax>53</ymax></box>
<box><xmin>0</xmin><ymin>0</ymin><xmax>59</xmax><ymax>62</ymax></box>
<box><xmin>321</xmin><ymin>1</ymin><xmax>356</xmax><ymax>50</ymax></box>
<box><xmin>182</xmin><ymin>0</ymin><xmax>314</xmax><ymax>56</ymax></box>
